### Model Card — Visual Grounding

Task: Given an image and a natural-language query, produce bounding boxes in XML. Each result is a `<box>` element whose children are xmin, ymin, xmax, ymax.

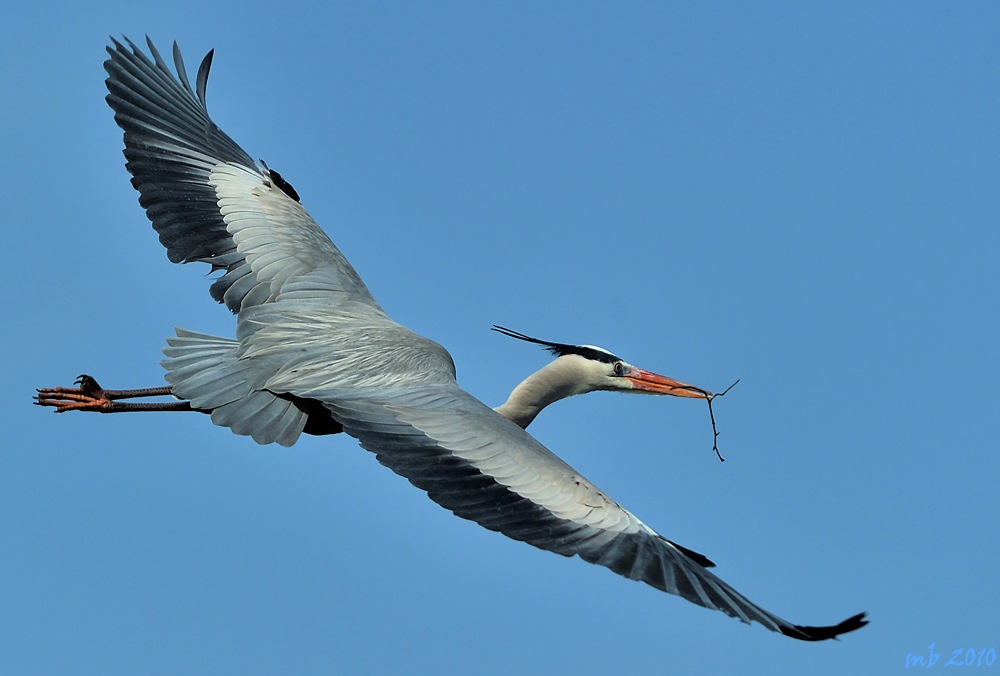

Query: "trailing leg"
<box><xmin>35</xmin><ymin>375</ymin><xmax>202</xmax><ymax>414</ymax></box>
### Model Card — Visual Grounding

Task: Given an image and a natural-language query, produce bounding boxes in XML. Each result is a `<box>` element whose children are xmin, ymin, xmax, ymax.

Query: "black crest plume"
<box><xmin>492</xmin><ymin>326</ymin><xmax>622</xmax><ymax>364</ymax></box>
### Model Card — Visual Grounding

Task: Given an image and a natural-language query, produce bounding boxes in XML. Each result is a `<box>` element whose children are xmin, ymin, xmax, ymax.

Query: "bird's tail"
<box><xmin>161</xmin><ymin>328</ymin><xmax>308</xmax><ymax>446</ymax></box>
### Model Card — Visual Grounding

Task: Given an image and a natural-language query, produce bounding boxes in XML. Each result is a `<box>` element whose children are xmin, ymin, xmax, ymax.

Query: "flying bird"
<box><xmin>36</xmin><ymin>37</ymin><xmax>867</xmax><ymax>641</ymax></box>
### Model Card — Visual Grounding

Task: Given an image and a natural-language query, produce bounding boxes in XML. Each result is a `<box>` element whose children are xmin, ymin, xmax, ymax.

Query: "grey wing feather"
<box><xmin>299</xmin><ymin>382</ymin><xmax>865</xmax><ymax>641</ymax></box>
<box><xmin>104</xmin><ymin>37</ymin><xmax>382</xmax><ymax>315</ymax></box>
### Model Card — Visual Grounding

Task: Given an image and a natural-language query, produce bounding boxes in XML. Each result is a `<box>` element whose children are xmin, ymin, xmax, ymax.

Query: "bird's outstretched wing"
<box><xmin>104</xmin><ymin>36</ymin><xmax>383</xmax><ymax>315</ymax></box>
<box><xmin>294</xmin><ymin>380</ymin><xmax>865</xmax><ymax>641</ymax></box>
<box><xmin>104</xmin><ymin>37</ymin><xmax>866</xmax><ymax>641</ymax></box>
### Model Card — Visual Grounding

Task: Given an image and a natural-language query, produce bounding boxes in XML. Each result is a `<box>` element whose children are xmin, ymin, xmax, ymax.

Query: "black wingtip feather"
<box><xmin>195</xmin><ymin>49</ymin><xmax>214</xmax><ymax>106</ymax></box>
<box><xmin>172</xmin><ymin>41</ymin><xmax>193</xmax><ymax>96</ymax></box>
<box><xmin>665</xmin><ymin>539</ymin><xmax>716</xmax><ymax>567</ymax></box>
<box><xmin>780</xmin><ymin>611</ymin><xmax>869</xmax><ymax>641</ymax></box>
<box><xmin>145</xmin><ymin>35</ymin><xmax>170</xmax><ymax>73</ymax></box>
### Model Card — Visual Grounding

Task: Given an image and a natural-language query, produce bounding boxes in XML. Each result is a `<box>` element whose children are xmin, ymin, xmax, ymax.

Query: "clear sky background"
<box><xmin>2</xmin><ymin>3</ymin><xmax>998</xmax><ymax>674</ymax></box>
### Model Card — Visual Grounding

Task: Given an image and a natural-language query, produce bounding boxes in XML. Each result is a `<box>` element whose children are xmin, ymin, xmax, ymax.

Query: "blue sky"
<box><xmin>3</xmin><ymin>3</ymin><xmax>998</xmax><ymax>674</ymax></box>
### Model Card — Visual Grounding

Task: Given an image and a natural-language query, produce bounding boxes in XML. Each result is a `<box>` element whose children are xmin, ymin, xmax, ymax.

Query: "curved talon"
<box><xmin>75</xmin><ymin>375</ymin><xmax>104</xmax><ymax>393</ymax></box>
<box><xmin>35</xmin><ymin>374</ymin><xmax>113</xmax><ymax>413</ymax></box>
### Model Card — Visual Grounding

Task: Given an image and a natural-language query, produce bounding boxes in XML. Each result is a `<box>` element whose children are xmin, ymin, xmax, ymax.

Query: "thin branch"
<box><xmin>705</xmin><ymin>379</ymin><xmax>740</xmax><ymax>462</ymax></box>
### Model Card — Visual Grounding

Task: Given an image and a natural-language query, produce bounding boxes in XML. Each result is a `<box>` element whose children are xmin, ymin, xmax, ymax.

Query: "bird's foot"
<box><xmin>35</xmin><ymin>375</ymin><xmax>114</xmax><ymax>412</ymax></box>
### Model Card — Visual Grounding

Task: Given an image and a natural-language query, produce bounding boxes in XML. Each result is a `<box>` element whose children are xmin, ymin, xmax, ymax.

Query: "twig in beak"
<box><xmin>705</xmin><ymin>379</ymin><xmax>740</xmax><ymax>462</ymax></box>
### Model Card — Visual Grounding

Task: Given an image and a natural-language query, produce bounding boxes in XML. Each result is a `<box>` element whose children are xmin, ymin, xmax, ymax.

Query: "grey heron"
<box><xmin>35</xmin><ymin>37</ymin><xmax>867</xmax><ymax>641</ymax></box>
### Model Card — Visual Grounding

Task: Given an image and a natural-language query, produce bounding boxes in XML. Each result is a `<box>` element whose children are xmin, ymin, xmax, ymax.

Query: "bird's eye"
<box><xmin>613</xmin><ymin>362</ymin><xmax>626</xmax><ymax>375</ymax></box>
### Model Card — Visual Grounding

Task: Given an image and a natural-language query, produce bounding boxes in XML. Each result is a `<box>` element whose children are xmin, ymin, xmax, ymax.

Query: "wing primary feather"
<box><xmin>144</xmin><ymin>35</ymin><xmax>171</xmax><ymax>72</ymax></box>
<box><xmin>665</xmin><ymin>539</ymin><xmax>716</xmax><ymax>568</ymax></box>
<box><xmin>172</xmin><ymin>41</ymin><xmax>194</xmax><ymax>97</ymax></box>
<box><xmin>195</xmin><ymin>49</ymin><xmax>213</xmax><ymax>106</ymax></box>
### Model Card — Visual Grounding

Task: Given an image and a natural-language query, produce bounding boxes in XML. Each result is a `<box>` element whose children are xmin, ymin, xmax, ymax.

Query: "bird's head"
<box><xmin>492</xmin><ymin>326</ymin><xmax>710</xmax><ymax>399</ymax></box>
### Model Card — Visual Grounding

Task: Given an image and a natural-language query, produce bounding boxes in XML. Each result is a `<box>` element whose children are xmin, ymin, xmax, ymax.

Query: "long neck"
<box><xmin>494</xmin><ymin>357</ymin><xmax>595</xmax><ymax>428</ymax></box>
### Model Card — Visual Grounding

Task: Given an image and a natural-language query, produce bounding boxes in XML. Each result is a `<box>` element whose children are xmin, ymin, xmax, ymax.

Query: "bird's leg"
<box><xmin>35</xmin><ymin>375</ymin><xmax>198</xmax><ymax>413</ymax></box>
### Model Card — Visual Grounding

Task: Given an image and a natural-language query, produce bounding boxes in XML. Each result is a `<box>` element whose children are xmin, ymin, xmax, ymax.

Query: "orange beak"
<box><xmin>624</xmin><ymin>367</ymin><xmax>710</xmax><ymax>398</ymax></box>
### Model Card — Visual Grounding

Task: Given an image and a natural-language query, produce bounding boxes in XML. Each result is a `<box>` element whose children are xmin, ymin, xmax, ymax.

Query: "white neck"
<box><xmin>494</xmin><ymin>356</ymin><xmax>602</xmax><ymax>428</ymax></box>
